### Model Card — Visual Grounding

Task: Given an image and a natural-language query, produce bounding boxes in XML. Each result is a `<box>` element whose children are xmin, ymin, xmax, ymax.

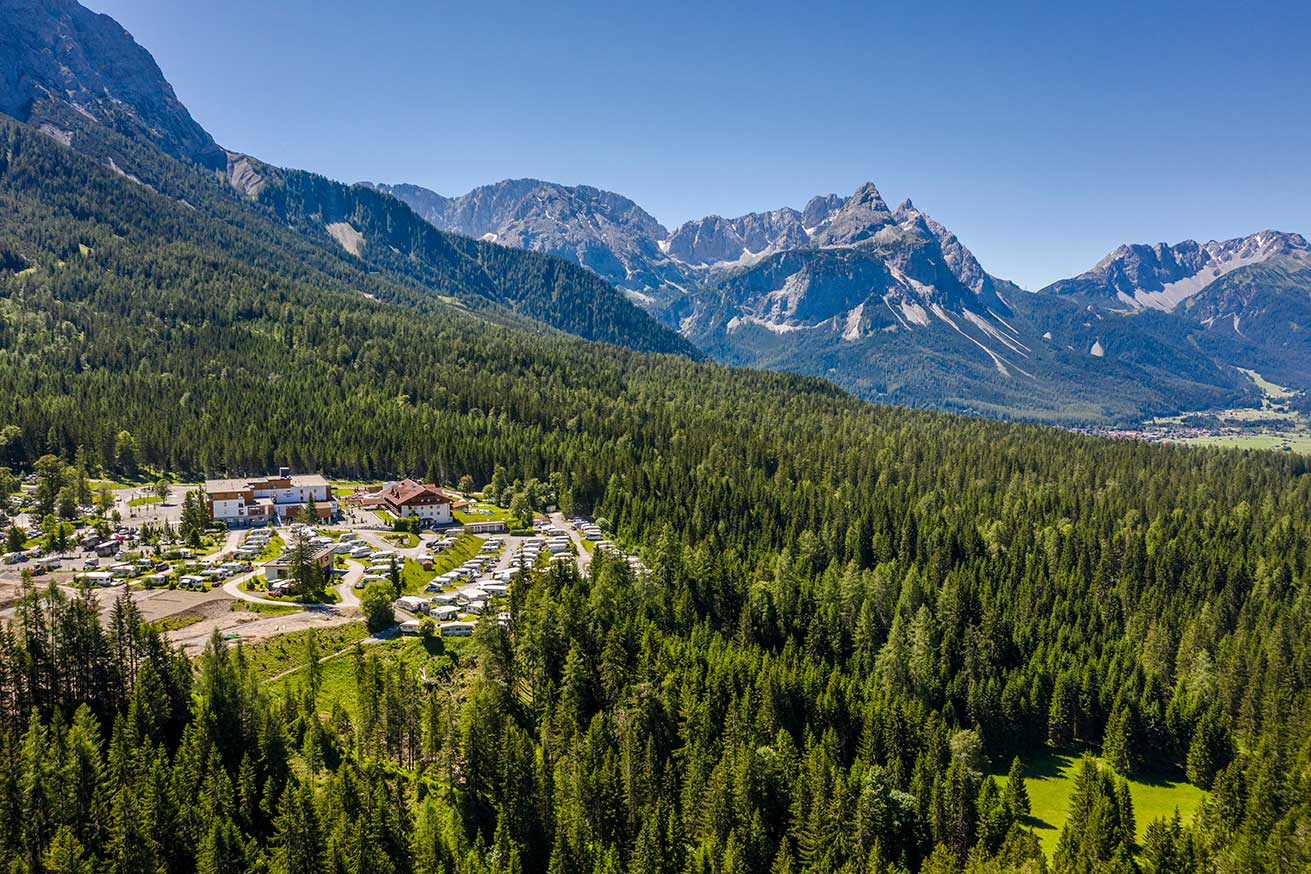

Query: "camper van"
<box><xmin>394</xmin><ymin>595</ymin><xmax>429</xmax><ymax>615</ymax></box>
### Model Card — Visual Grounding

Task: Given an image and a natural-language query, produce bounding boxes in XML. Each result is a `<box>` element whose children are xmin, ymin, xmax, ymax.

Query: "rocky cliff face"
<box><xmin>0</xmin><ymin>0</ymin><xmax>224</xmax><ymax>168</ymax></box>
<box><xmin>364</xmin><ymin>178</ymin><xmax>685</xmax><ymax>295</ymax></box>
<box><xmin>664</xmin><ymin>208</ymin><xmax>810</xmax><ymax>266</ymax></box>
<box><xmin>678</xmin><ymin>184</ymin><xmax>1007</xmax><ymax>345</ymax></box>
<box><xmin>373</xmin><ymin>176</ymin><xmax>1005</xmax><ymax>324</ymax></box>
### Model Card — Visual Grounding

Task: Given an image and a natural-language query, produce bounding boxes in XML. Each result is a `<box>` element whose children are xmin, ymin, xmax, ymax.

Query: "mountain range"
<box><xmin>371</xmin><ymin>176</ymin><xmax>1310</xmax><ymax>422</ymax></box>
<box><xmin>3</xmin><ymin>0</ymin><xmax>1308</xmax><ymax>425</ymax></box>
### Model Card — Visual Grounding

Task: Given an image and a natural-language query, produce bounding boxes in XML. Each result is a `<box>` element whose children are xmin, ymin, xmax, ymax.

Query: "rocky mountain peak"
<box><xmin>0</xmin><ymin>0</ymin><xmax>225</xmax><ymax>168</ymax></box>
<box><xmin>801</xmin><ymin>193</ymin><xmax>844</xmax><ymax>230</ymax></box>
<box><xmin>849</xmin><ymin>181</ymin><xmax>889</xmax><ymax>211</ymax></box>
<box><xmin>1048</xmin><ymin>229</ymin><xmax>1311</xmax><ymax>312</ymax></box>
<box><xmin>811</xmin><ymin>182</ymin><xmax>897</xmax><ymax>247</ymax></box>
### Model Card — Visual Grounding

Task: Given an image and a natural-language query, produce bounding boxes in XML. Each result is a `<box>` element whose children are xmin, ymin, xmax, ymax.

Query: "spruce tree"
<box><xmin>1103</xmin><ymin>704</ymin><xmax>1138</xmax><ymax>775</ymax></box>
<box><xmin>1004</xmin><ymin>756</ymin><xmax>1030</xmax><ymax>817</ymax></box>
<box><xmin>1186</xmin><ymin>705</ymin><xmax>1234</xmax><ymax>789</ymax></box>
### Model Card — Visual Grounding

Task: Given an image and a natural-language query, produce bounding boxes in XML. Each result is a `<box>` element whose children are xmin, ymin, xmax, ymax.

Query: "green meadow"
<box><xmin>996</xmin><ymin>748</ymin><xmax>1207</xmax><ymax>857</ymax></box>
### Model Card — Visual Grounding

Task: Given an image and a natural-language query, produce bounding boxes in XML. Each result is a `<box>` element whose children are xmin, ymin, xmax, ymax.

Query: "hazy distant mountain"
<box><xmin>1042</xmin><ymin>232</ymin><xmax>1311</xmax><ymax>394</ymax></box>
<box><xmin>1042</xmin><ymin>231</ymin><xmax>1311</xmax><ymax>311</ymax></box>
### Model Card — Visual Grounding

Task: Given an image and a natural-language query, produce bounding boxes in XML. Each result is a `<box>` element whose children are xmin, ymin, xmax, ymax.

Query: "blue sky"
<box><xmin>88</xmin><ymin>0</ymin><xmax>1310</xmax><ymax>289</ymax></box>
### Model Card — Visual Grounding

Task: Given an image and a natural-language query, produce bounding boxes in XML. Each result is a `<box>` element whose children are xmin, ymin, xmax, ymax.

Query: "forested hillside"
<box><xmin>1</xmin><ymin>109</ymin><xmax>1310</xmax><ymax>873</ymax></box>
<box><xmin>17</xmin><ymin>97</ymin><xmax>697</xmax><ymax>358</ymax></box>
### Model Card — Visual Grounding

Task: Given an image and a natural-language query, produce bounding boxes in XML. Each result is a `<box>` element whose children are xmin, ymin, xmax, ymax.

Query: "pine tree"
<box><xmin>271</xmin><ymin>782</ymin><xmax>325</xmax><ymax>874</ymax></box>
<box><xmin>43</xmin><ymin>826</ymin><xmax>95</xmax><ymax>874</ymax></box>
<box><xmin>1103</xmin><ymin>704</ymin><xmax>1138</xmax><ymax>775</ymax></box>
<box><xmin>1048</xmin><ymin>673</ymin><xmax>1079</xmax><ymax>747</ymax></box>
<box><xmin>1004</xmin><ymin>756</ymin><xmax>1030</xmax><ymax>817</ymax></box>
<box><xmin>1186</xmin><ymin>705</ymin><xmax>1234</xmax><ymax>789</ymax></box>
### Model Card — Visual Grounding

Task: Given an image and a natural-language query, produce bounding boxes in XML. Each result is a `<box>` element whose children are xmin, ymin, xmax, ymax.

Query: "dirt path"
<box><xmin>170</xmin><ymin>606</ymin><xmax>355</xmax><ymax>653</ymax></box>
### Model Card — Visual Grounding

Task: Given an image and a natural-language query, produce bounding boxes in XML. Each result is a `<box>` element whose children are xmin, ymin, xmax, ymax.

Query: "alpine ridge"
<box><xmin>379</xmin><ymin>171</ymin><xmax>1309</xmax><ymax>423</ymax></box>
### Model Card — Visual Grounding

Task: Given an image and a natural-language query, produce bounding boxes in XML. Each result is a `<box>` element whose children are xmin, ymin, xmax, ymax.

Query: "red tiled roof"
<box><xmin>381</xmin><ymin>479</ymin><xmax>451</xmax><ymax>507</ymax></box>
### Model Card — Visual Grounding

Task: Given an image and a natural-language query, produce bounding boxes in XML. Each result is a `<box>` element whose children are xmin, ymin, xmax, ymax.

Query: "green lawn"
<box><xmin>454</xmin><ymin>503</ymin><xmax>511</xmax><ymax>524</ymax></box>
<box><xmin>251</xmin><ymin>534</ymin><xmax>284</xmax><ymax>562</ymax></box>
<box><xmin>89</xmin><ymin>479</ymin><xmax>135</xmax><ymax>491</ymax></box>
<box><xmin>239</xmin><ymin>577</ymin><xmax>340</xmax><ymax>605</ymax></box>
<box><xmin>401</xmin><ymin>534</ymin><xmax>482</xmax><ymax>595</ymax></box>
<box><xmin>231</xmin><ymin>600</ymin><xmax>300</xmax><ymax>616</ymax></box>
<box><xmin>996</xmin><ymin>748</ymin><xmax>1206</xmax><ymax>857</ymax></box>
<box><xmin>147</xmin><ymin>614</ymin><xmax>202</xmax><ymax>632</ymax></box>
<box><xmin>1179</xmin><ymin>433</ymin><xmax>1311</xmax><ymax>455</ymax></box>
<box><xmin>128</xmin><ymin>495</ymin><xmax>162</xmax><ymax>507</ymax></box>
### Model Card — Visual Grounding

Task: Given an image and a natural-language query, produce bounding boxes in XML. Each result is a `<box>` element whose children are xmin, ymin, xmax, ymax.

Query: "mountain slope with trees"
<box><xmin>0</xmin><ymin>0</ymin><xmax>696</xmax><ymax>359</ymax></box>
<box><xmin>1</xmin><ymin>109</ymin><xmax>1310</xmax><ymax>873</ymax></box>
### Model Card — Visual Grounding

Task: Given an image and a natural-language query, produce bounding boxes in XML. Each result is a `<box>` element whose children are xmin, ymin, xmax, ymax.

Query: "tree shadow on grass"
<box><xmin>1025</xmin><ymin>748</ymin><xmax>1077</xmax><ymax>780</ymax></box>
<box><xmin>1019</xmin><ymin>813</ymin><xmax>1057</xmax><ymax>834</ymax></box>
<box><xmin>1123</xmin><ymin>766</ymin><xmax>1191</xmax><ymax>789</ymax></box>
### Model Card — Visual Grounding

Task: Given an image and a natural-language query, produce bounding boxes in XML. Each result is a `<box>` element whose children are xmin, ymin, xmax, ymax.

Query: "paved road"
<box><xmin>221</xmin><ymin>561</ymin><xmax>364</xmax><ymax>612</ymax></box>
<box><xmin>221</xmin><ymin>569</ymin><xmax>296</xmax><ymax>607</ymax></box>
<box><xmin>357</xmin><ymin>529</ymin><xmax>424</xmax><ymax>559</ymax></box>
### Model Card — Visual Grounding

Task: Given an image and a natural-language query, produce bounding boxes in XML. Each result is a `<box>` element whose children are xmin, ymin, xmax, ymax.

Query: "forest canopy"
<box><xmin>0</xmin><ymin>116</ymin><xmax>1308</xmax><ymax>873</ymax></box>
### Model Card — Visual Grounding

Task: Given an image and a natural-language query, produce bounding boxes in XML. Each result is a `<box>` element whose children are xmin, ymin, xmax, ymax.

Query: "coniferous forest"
<box><xmin>0</xmin><ymin>114</ymin><xmax>1309</xmax><ymax>874</ymax></box>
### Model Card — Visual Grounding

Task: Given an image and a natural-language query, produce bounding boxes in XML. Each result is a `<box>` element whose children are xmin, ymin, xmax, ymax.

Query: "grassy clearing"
<box><xmin>239</xmin><ymin>577</ymin><xmax>341</xmax><ymax>605</ymax></box>
<box><xmin>238</xmin><ymin>621</ymin><xmax>371</xmax><ymax>680</ymax></box>
<box><xmin>385</xmin><ymin>531</ymin><xmax>419</xmax><ymax>549</ymax></box>
<box><xmin>89</xmin><ymin>479</ymin><xmax>135</xmax><ymax>491</ymax></box>
<box><xmin>128</xmin><ymin>495</ymin><xmax>162</xmax><ymax>507</ymax></box>
<box><xmin>401</xmin><ymin>559</ymin><xmax>436</xmax><ymax>595</ymax></box>
<box><xmin>995</xmin><ymin>748</ymin><xmax>1206</xmax><ymax>857</ymax></box>
<box><xmin>252</xmin><ymin>534</ymin><xmax>284</xmax><ymax>562</ymax></box>
<box><xmin>149</xmin><ymin>614</ymin><xmax>202</xmax><ymax>632</ymax></box>
<box><xmin>232</xmin><ymin>600</ymin><xmax>300</xmax><ymax>616</ymax></box>
<box><xmin>1237</xmin><ymin>367</ymin><xmax>1294</xmax><ymax>400</ymax></box>
<box><xmin>270</xmin><ymin>635</ymin><xmax>474</xmax><ymax>717</ymax></box>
